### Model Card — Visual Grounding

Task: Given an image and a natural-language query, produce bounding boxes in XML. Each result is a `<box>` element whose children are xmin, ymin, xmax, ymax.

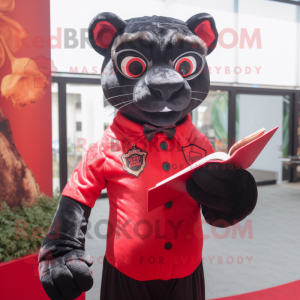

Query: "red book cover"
<box><xmin>147</xmin><ymin>127</ymin><xmax>279</xmax><ymax>212</ymax></box>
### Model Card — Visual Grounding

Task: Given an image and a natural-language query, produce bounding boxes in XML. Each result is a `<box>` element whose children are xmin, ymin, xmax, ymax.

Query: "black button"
<box><xmin>160</xmin><ymin>142</ymin><xmax>168</xmax><ymax>150</ymax></box>
<box><xmin>165</xmin><ymin>201</ymin><xmax>173</xmax><ymax>208</ymax></box>
<box><xmin>165</xmin><ymin>242</ymin><xmax>172</xmax><ymax>250</ymax></box>
<box><xmin>162</xmin><ymin>162</ymin><xmax>171</xmax><ymax>171</ymax></box>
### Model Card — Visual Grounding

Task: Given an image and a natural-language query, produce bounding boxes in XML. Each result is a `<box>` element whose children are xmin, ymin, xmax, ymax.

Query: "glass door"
<box><xmin>236</xmin><ymin>94</ymin><xmax>290</xmax><ymax>183</ymax></box>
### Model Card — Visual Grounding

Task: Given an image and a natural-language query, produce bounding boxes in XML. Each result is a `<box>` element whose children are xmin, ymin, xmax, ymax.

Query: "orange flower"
<box><xmin>0</xmin><ymin>0</ymin><xmax>44</xmax><ymax>108</ymax></box>
<box><xmin>0</xmin><ymin>0</ymin><xmax>15</xmax><ymax>13</ymax></box>
<box><xmin>0</xmin><ymin>13</ymin><xmax>28</xmax><ymax>53</ymax></box>
<box><xmin>1</xmin><ymin>57</ymin><xmax>47</xmax><ymax>108</ymax></box>
<box><xmin>24</xmin><ymin>56</ymin><xmax>54</xmax><ymax>88</ymax></box>
<box><xmin>0</xmin><ymin>1</ymin><xmax>28</xmax><ymax>68</ymax></box>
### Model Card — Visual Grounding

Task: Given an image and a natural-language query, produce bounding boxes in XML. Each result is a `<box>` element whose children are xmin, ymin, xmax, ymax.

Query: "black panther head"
<box><xmin>88</xmin><ymin>12</ymin><xmax>218</xmax><ymax>127</ymax></box>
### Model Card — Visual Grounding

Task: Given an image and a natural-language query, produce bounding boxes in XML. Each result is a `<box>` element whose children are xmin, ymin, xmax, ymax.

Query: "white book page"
<box><xmin>156</xmin><ymin>151</ymin><xmax>230</xmax><ymax>187</ymax></box>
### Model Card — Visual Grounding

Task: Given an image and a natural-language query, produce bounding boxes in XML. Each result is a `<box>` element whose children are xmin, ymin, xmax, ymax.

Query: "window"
<box><xmin>75</xmin><ymin>100</ymin><xmax>81</xmax><ymax>109</ymax></box>
<box><xmin>76</xmin><ymin>122</ymin><xmax>82</xmax><ymax>132</ymax></box>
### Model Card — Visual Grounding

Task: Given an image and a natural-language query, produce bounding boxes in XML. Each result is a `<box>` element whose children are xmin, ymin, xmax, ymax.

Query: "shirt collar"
<box><xmin>111</xmin><ymin>112</ymin><xmax>195</xmax><ymax>147</ymax></box>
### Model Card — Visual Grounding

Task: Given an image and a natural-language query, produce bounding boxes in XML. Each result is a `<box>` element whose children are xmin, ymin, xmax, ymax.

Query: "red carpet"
<box><xmin>210</xmin><ymin>280</ymin><xmax>300</xmax><ymax>300</ymax></box>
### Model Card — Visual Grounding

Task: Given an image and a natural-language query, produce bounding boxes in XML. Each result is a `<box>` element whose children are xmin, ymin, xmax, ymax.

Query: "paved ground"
<box><xmin>85</xmin><ymin>183</ymin><xmax>300</xmax><ymax>300</ymax></box>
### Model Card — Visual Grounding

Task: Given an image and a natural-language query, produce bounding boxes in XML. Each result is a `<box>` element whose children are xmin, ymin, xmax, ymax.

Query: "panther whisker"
<box><xmin>100</xmin><ymin>94</ymin><xmax>133</xmax><ymax>105</ymax></box>
<box><xmin>105</xmin><ymin>99</ymin><xmax>135</xmax><ymax>112</ymax></box>
<box><xmin>191</xmin><ymin>91</ymin><xmax>208</xmax><ymax>95</ymax></box>
<box><xmin>117</xmin><ymin>100</ymin><xmax>136</xmax><ymax>109</ymax></box>
<box><xmin>106</xmin><ymin>93</ymin><xmax>134</xmax><ymax>101</ymax></box>
<box><xmin>100</xmin><ymin>98</ymin><xmax>121</xmax><ymax>104</ymax></box>
<box><xmin>100</xmin><ymin>98</ymin><xmax>110</xmax><ymax>104</ymax></box>
<box><xmin>191</xmin><ymin>98</ymin><xmax>204</xmax><ymax>102</ymax></box>
<box><xmin>191</xmin><ymin>98</ymin><xmax>214</xmax><ymax>103</ymax></box>
<box><xmin>109</xmin><ymin>100</ymin><xmax>136</xmax><ymax>116</ymax></box>
<box><xmin>115</xmin><ymin>99</ymin><xmax>136</xmax><ymax>105</ymax></box>
<box><xmin>109</xmin><ymin>85</ymin><xmax>135</xmax><ymax>89</ymax></box>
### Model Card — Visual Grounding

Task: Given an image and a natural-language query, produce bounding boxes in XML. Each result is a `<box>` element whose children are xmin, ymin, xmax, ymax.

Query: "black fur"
<box><xmin>186</xmin><ymin>164</ymin><xmax>258</xmax><ymax>228</ymax></box>
<box><xmin>186</xmin><ymin>13</ymin><xmax>218</xmax><ymax>55</ymax></box>
<box><xmin>39</xmin><ymin>196</ymin><xmax>93</xmax><ymax>300</ymax></box>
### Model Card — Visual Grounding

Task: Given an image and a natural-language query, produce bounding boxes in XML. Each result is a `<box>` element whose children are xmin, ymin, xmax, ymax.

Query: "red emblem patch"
<box><xmin>182</xmin><ymin>144</ymin><xmax>207</xmax><ymax>165</ymax></box>
<box><xmin>121</xmin><ymin>146</ymin><xmax>148</xmax><ymax>177</ymax></box>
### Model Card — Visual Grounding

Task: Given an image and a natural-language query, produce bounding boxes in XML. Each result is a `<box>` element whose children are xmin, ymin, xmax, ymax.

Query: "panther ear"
<box><xmin>88</xmin><ymin>12</ymin><xmax>126</xmax><ymax>56</ymax></box>
<box><xmin>186</xmin><ymin>13</ymin><xmax>218</xmax><ymax>55</ymax></box>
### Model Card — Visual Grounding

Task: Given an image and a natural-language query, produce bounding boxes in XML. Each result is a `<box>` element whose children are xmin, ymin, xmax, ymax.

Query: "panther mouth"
<box><xmin>124</xmin><ymin>97</ymin><xmax>188</xmax><ymax>126</ymax></box>
<box><xmin>133</xmin><ymin>107</ymin><xmax>183</xmax><ymax>126</ymax></box>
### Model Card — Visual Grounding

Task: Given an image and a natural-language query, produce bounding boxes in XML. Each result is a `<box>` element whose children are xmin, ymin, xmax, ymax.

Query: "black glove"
<box><xmin>186</xmin><ymin>163</ymin><xmax>257</xmax><ymax>227</ymax></box>
<box><xmin>39</xmin><ymin>196</ymin><xmax>93</xmax><ymax>300</ymax></box>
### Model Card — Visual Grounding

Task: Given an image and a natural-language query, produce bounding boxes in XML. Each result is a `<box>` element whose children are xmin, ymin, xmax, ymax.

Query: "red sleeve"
<box><xmin>62</xmin><ymin>140</ymin><xmax>106</xmax><ymax>208</ymax></box>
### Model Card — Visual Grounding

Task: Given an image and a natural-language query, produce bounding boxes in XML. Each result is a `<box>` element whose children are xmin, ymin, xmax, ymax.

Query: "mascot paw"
<box><xmin>39</xmin><ymin>249</ymin><xmax>93</xmax><ymax>300</ymax></box>
<box><xmin>186</xmin><ymin>163</ymin><xmax>257</xmax><ymax>213</ymax></box>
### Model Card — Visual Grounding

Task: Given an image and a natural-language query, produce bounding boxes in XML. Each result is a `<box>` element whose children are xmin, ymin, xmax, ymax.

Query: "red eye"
<box><xmin>121</xmin><ymin>56</ymin><xmax>146</xmax><ymax>78</ymax></box>
<box><xmin>175</xmin><ymin>56</ymin><xmax>197</xmax><ymax>77</ymax></box>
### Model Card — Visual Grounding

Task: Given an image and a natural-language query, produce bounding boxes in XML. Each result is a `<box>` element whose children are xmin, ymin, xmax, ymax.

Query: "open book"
<box><xmin>147</xmin><ymin>126</ymin><xmax>279</xmax><ymax>212</ymax></box>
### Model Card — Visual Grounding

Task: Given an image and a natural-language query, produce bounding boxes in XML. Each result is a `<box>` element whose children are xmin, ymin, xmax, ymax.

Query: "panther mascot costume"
<box><xmin>39</xmin><ymin>12</ymin><xmax>257</xmax><ymax>300</ymax></box>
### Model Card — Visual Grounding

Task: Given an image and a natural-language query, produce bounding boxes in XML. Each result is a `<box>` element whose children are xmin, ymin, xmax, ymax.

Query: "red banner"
<box><xmin>0</xmin><ymin>0</ymin><xmax>52</xmax><ymax>205</ymax></box>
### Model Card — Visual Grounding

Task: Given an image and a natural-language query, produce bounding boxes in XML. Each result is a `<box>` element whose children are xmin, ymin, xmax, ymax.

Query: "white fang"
<box><xmin>159</xmin><ymin>107</ymin><xmax>172</xmax><ymax>112</ymax></box>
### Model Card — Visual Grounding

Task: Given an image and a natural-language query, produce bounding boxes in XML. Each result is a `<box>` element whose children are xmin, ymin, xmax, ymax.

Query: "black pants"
<box><xmin>100</xmin><ymin>257</ymin><xmax>205</xmax><ymax>300</ymax></box>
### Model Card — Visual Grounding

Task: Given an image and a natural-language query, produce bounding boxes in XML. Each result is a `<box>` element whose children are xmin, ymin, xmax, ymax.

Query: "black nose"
<box><xmin>145</xmin><ymin>65</ymin><xmax>184</xmax><ymax>100</ymax></box>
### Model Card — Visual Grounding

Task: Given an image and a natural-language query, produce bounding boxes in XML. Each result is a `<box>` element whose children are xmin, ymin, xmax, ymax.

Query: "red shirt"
<box><xmin>62</xmin><ymin>112</ymin><xmax>214</xmax><ymax>281</ymax></box>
